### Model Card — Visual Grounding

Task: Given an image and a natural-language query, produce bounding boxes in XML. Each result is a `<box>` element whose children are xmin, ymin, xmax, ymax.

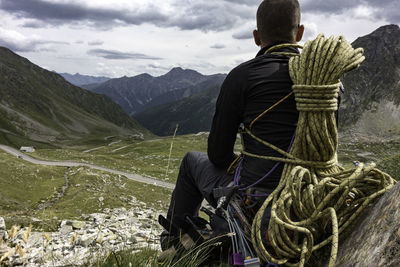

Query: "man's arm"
<box><xmin>208</xmin><ymin>70</ymin><xmax>245</xmax><ymax>168</ymax></box>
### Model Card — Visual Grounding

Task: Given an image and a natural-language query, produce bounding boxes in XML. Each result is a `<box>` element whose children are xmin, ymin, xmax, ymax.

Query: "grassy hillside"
<box><xmin>0</xmin><ymin>149</ymin><xmax>170</xmax><ymax>231</ymax></box>
<box><xmin>0</xmin><ymin>46</ymin><xmax>148</xmax><ymax>146</ymax></box>
<box><xmin>25</xmin><ymin>133</ymin><xmax>400</xmax><ymax>183</ymax></box>
<box><xmin>31</xmin><ymin>134</ymin><xmax>215</xmax><ymax>182</ymax></box>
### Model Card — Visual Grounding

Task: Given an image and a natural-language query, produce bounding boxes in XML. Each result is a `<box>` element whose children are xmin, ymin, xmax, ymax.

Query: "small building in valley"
<box><xmin>20</xmin><ymin>146</ymin><xmax>35</xmax><ymax>153</ymax></box>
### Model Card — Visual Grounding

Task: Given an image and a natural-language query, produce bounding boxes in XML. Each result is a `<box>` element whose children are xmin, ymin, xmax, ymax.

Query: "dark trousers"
<box><xmin>167</xmin><ymin>151</ymin><xmax>233</xmax><ymax>227</ymax></box>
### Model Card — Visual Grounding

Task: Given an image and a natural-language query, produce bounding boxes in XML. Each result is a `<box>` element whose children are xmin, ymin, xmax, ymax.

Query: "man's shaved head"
<box><xmin>256</xmin><ymin>0</ymin><xmax>301</xmax><ymax>44</ymax></box>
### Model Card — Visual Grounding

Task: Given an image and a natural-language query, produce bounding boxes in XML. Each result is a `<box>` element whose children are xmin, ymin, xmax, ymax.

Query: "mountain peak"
<box><xmin>368</xmin><ymin>24</ymin><xmax>400</xmax><ymax>38</ymax></box>
<box><xmin>375</xmin><ymin>24</ymin><xmax>399</xmax><ymax>32</ymax></box>
<box><xmin>162</xmin><ymin>67</ymin><xmax>203</xmax><ymax>80</ymax></box>
<box><xmin>170</xmin><ymin>67</ymin><xmax>184</xmax><ymax>72</ymax></box>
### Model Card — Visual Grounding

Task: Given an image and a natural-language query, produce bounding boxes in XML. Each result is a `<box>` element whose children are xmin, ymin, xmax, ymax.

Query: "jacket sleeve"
<box><xmin>208</xmin><ymin>69</ymin><xmax>245</xmax><ymax>168</ymax></box>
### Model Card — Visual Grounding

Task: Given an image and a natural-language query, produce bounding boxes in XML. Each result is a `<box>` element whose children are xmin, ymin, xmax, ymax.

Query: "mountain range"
<box><xmin>59</xmin><ymin>72</ymin><xmax>110</xmax><ymax>86</ymax></box>
<box><xmin>0</xmin><ymin>47</ymin><xmax>147</xmax><ymax>147</ymax></box>
<box><xmin>86</xmin><ymin>67</ymin><xmax>226</xmax><ymax>116</ymax></box>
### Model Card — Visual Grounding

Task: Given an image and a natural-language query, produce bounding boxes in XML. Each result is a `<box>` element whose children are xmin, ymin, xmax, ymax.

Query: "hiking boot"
<box><xmin>158</xmin><ymin>233</ymin><xmax>196</xmax><ymax>262</ymax></box>
<box><xmin>160</xmin><ymin>230</ymin><xmax>175</xmax><ymax>251</ymax></box>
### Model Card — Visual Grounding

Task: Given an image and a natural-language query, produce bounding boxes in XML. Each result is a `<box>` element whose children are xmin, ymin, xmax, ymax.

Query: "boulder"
<box><xmin>71</xmin><ymin>221</ymin><xmax>86</xmax><ymax>230</ymax></box>
<box><xmin>313</xmin><ymin>182</ymin><xmax>400</xmax><ymax>266</ymax></box>
<box><xmin>334</xmin><ymin>182</ymin><xmax>400</xmax><ymax>266</ymax></box>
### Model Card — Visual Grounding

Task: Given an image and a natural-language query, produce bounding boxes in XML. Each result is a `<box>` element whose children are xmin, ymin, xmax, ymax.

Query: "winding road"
<box><xmin>0</xmin><ymin>144</ymin><xmax>175</xmax><ymax>190</ymax></box>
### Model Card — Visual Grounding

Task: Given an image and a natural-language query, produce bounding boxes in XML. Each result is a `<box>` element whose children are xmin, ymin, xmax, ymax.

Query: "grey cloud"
<box><xmin>0</xmin><ymin>0</ymin><xmax>253</xmax><ymax>32</ymax></box>
<box><xmin>301</xmin><ymin>0</ymin><xmax>364</xmax><ymax>14</ymax></box>
<box><xmin>0</xmin><ymin>38</ymin><xmax>69</xmax><ymax>52</ymax></box>
<box><xmin>223</xmin><ymin>0</ymin><xmax>260</xmax><ymax>6</ymax></box>
<box><xmin>168</xmin><ymin>2</ymin><xmax>243</xmax><ymax>31</ymax></box>
<box><xmin>21</xmin><ymin>20</ymin><xmax>47</xmax><ymax>28</ymax></box>
<box><xmin>300</xmin><ymin>0</ymin><xmax>400</xmax><ymax>23</ymax></box>
<box><xmin>147</xmin><ymin>64</ymin><xmax>170</xmax><ymax>70</ymax></box>
<box><xmin>87</xmin><ymin>49</ymin><xmax>162</xmax><ymax>60</ymax></box>
<box><xmin>88</xmin><ymin>41</ymin><xmax>104</xmax><ymax>46</ymax></box>
<box><xmin>210</xmin><ymin>44</ymin><xmax>226</xmax><ymax>49</ymax></box>
<box><xmin>369</xmin><ymin>0</ymin><xmax>400</xmax><ymax>23</ymax></box>
<box><xmin>232</xmin><ymin>29</ymin><xmax>254</xmax><ymax>40</ymax></box>
<box><xmin>0</xmin><ymin>0</ymin><xmax>168</xmax><ymax>27</ymax></box>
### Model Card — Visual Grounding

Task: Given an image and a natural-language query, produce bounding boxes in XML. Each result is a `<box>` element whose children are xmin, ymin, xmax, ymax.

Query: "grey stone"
<box><xmin>129</xmin><ymin>236</ymin><xmax>137</xmax><ymax>244</ymax></box>
<box><xmin>1</xmin><ymin>205</ymin><xmax>164</xmax><ymax>267</ymax></box>
<box><xmin>71</xmin><ymin>221</ymin><xmax>86</xmax><ymax>230</ymax></box>
<box><xmin>77</xmin><ymin>234</ymin><xmax>96</xmax><ymax>247</ymax></box>
<box><xmin>86</xmin><ymin>228</ymin><xmax>97</xmax><ymax>234</ymax></box>
<box><xmin>59</xmin><ymin>225</ymin><xmax>73</xmax><ymax>235</ymax></box>
<box><xmin>60</xmin><ymin>220</ymin><xmax>73</xmax><ymax>227</ymax></box>
<box><xmin>89</xmin><ymin>213</ymin><xmax>107</xmax><ymax>223</ymax></box>
<box><xmin>314</xmin><ymin>183</ymin><xmax>400</xmax><ymax>266</ymax></box>
<box><xmin>335</xmin><ymin>183</ymin><xmax>400</xmax><ymax>266</ymax></box>
<box><xmin>0</xmin><ymin>217</ymin><xmax>5</xmax><ymax>232</ymax></box>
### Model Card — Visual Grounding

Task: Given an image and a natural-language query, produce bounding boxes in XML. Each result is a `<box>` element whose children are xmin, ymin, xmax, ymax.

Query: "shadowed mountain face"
<box><xmin>339</xmin><ymin>24</ymin><xmax>400</xmax><ymax>137</ymax></box>
<box><xmin>135</xmin><ymin>25</ymin><xmax>400</xmax><ymax>137</ymax></box>
<box><xmin>134</xmin><ymin>85</ymin><xmax>221</xmax><ymax>136</ymax></box>
<box><xmin>0</xmin><ymin>47</ymin><xmax>147</xmax><ymax>146</ymax></box>
<box><xmin>89</xmin><ymin>67</ymin><xmax>226</xmax><ymax>115</ymax></box>
<box><xmin>59</xmin><ymin>73</ymin><xmax>110</xmax><ymax>86</ymax></box>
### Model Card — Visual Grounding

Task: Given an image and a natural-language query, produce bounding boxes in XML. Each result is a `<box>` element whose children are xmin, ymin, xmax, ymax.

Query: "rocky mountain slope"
<box><xmin>136</xmin><ymin>24</ymin><xmax>400</xmax><ymax>137</ymax></box>
<box><xmin>339</xmin><ymin>24</ymin><xmax>400</xmax><ymax>137</ymax></box>
<box><xmin>0</xmin><ymin>47</ymin><xmax>147</xmax><ymax>147</ymax></box>
<box><xmin>59</xmin><ymin>72</ymin><xmax>110</xmax><ymax>87</ymax></box>
<box><xmin>90</xmin><ymin>67</ymin><xmax>225</xmax><ymax>115</ymax></box>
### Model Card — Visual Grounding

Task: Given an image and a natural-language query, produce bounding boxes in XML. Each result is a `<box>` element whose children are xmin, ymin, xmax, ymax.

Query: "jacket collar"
<box><xmin>256</xmin><ymin>42</ymin><xmax>300</xmax><ymax>57</ymax></box>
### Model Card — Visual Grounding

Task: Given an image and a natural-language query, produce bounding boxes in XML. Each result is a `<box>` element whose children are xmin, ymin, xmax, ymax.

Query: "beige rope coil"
<box><xmin>248</xmin><ymin>34</ymin><xmax>397</xmax><ymax>266</ymax></box>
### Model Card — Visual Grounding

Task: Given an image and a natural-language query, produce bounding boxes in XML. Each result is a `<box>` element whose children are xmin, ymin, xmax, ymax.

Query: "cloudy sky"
<box><xmin>0</xmin><ymin>0</ymin><xmax>398</xmax><ymax>78</ymax></box>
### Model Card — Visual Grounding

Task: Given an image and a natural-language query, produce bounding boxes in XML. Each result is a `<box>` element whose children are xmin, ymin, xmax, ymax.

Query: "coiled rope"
<box><xmin>247</xmin><ymin>35</ymin><xmax>397</xmax><ymax>266</ymax></box>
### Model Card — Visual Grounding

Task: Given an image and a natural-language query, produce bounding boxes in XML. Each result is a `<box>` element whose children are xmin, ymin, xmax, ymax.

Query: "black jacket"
<box><xmin>208</xmin><ymin>44</ymin><xmax>299</xmax><ymax>189</ymax></box>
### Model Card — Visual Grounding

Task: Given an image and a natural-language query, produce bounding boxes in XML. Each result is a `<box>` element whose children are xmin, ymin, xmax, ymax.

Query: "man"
<box><xmin>164</xmin><ymin>0</ymin><xmax>304</xmax><ymax>245</ymax></box>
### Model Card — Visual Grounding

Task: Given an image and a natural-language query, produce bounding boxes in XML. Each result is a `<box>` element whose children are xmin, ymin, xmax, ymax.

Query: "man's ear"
<box><xmin>253</xmin><ymin>29</ymin><xmax>262</xmax><ymax>46</ymax></box>
<box><xmin>296</xmin><ymin>24</ymin><xmax>304</xmax><ymax>42</ymax></box>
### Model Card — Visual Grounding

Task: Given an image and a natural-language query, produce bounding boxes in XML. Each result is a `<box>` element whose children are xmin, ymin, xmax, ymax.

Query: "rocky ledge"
<box><xmin>0</xmin><ymin>199</ymin><xmax>163</xmax><ymax>266</ymax></box>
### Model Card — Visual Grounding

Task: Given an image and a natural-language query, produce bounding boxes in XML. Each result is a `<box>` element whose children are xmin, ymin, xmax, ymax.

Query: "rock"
<box><xmin>60</xmin><ymin>225</ymin><xmax>73</xmax><ymax>235</ymax></box>
<box><xmin>116</xmin><ymin>214</ymin><xmax>127</xmax><ymax>221</ymax></box>
<box><xmin>0</xmin><ymin>217</ymin><xmax>5</xmax><ymax>231</ymax></box>
<box><xmin>60</xmin><ymin>220</ymin><xmax>72</xmax><ymax>227</ymax></box>
<box><xmin>72</xmin><ymin>221</ymin><xmax>86</xmax><ymax>230</ymax></box>
<box><xmin>314</xmin><ymin>182</ymin><xmax>400</xmax><ymax>266</ymax></box>
<box><xmin>86</xmin><ymin>228</ymin><xmax>97</xmax><ymax>234</ymax></box>
<box><xmin>129</xmin><ymin>236</ymin><xmax>137</xmax><ymax>244</ymax></box>
<box><xmin>1</xmin><ymin>205</ymin><xmax>164</xmax><ymax>267</ymax></box>
<box><xmin>77</xmin><ymin>234</ymin><xmax>96</xmax><ymax>247</ymax></box>
<box><xmin>89</xmin><ymin>213</ymin><xmax>107</xmax><ymax>223</ymax></box>
<box><xmin>334</xmin><ymin>182</ymin><xmax>400</xmax><ymax>266</ymax></box>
